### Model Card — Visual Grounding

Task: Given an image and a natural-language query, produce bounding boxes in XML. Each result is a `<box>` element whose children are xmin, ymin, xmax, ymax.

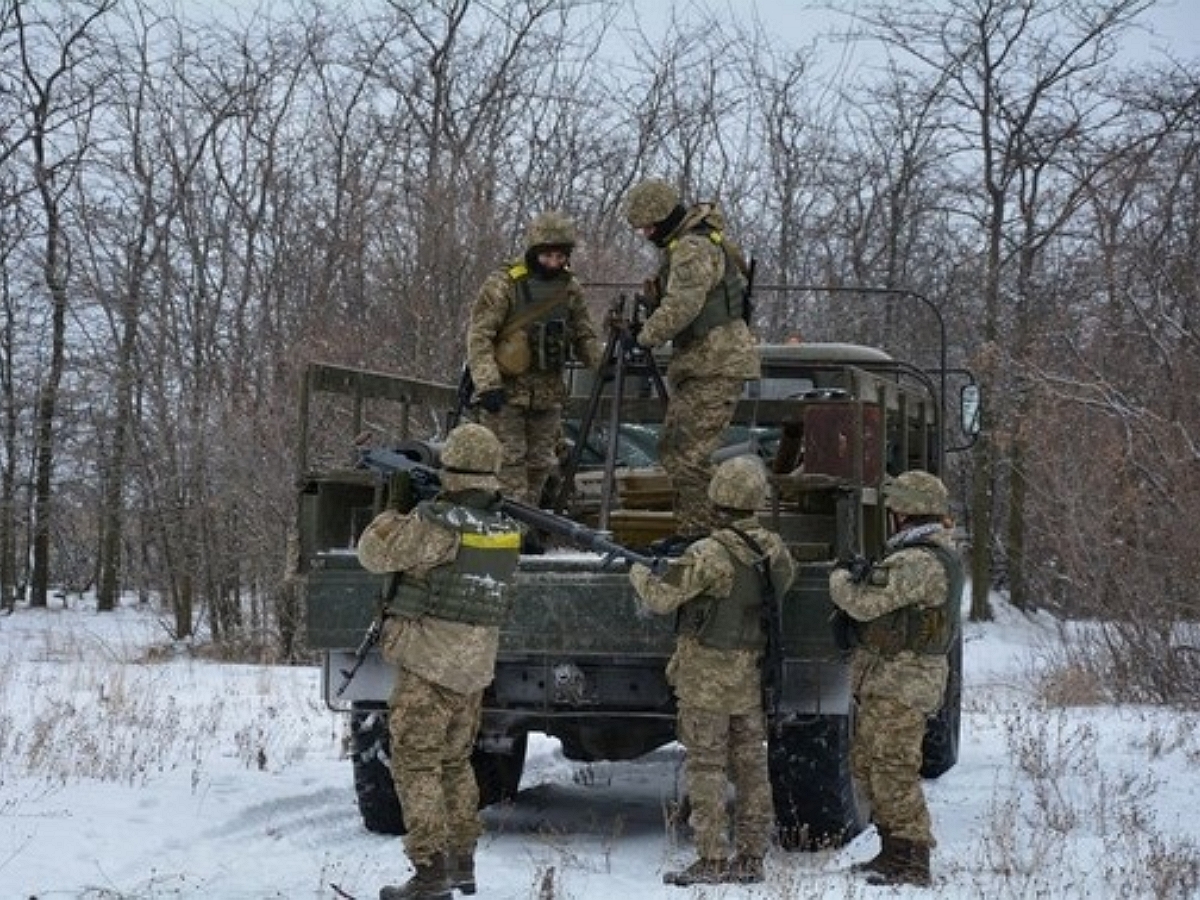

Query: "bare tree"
<box><xmin>858</xmin><ymin>0</ymin><xmax>1154</xmax><ymax>618</ymax></box>
<box><xmin>8</xmin><ymin>0</ymin><xmax>116</xmax><ymax>607</ymax></box>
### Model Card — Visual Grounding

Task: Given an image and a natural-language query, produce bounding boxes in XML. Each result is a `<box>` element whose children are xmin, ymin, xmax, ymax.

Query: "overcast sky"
<box><xmin>629</xmin><ymin>0</ymin><xmax>1200</xmax><ymax>71</ymax></box>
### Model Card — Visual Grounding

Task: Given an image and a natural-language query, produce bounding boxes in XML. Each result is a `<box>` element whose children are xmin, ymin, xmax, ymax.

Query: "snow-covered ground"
<box><xmin>2</xmin><ymin>593</ymin><xmax>1198</xmax><ymax>899</ymax></box>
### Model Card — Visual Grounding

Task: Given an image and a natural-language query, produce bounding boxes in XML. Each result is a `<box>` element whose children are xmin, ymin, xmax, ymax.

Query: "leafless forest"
<box><xmin>1</xmin><ymin>0</ymin><xmax>1196</xmax><ymax>699</ymax></box>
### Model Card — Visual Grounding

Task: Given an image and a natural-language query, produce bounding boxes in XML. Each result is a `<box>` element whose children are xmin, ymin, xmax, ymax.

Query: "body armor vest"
<box><xmin>659</xmin><ymin>229</ymin><xmax>747</xmax><ymax>348</ymax></box>
<box><xmin>856</xmin><ymin>540</ymin><xmax>964</xmax><ymax>656</ymax></box>
<box><xmin>676</xmin><ymin>533</ymin><xmax>769</xmax><ymax>651</ymax></box>
<box><xmin>388</xmin><ymin>500</ymin><xmax>521</xmax><ymax>627</ymax></box>
<box><xmin>506</xmin><ymin>262</ymin><xmax>571</xmax><ymax>373</ymax></box>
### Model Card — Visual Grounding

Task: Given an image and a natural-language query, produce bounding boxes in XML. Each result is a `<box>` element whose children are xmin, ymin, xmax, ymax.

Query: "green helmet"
<box><xmin>441</xmin><ymin>423</ymin><xmax>502</xmax><ymax>477</ymax></box>
<box><xmin>708</xmin><ymin>455</ymin><xmax>768</xmax><ymax>511</ymax></box>
<box><xmin>883</xmin><ymin>470</ymin><xmax>949</xmax><ymax>516</ymax></box>
<box><xmin>525</xmin><ymin>211</ymin><xmax>576</xmax><ymax>251</ymax></box>
<box><xmin>624</xmin><ymin>179</ymin><xmax>680</xmax><ymax>228</ymax></box>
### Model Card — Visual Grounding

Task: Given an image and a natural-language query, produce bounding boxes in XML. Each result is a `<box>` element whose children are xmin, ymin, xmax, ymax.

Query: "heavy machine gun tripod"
<box><xmin>553</xmin><ymin>294</ymin><xmax>669</xmax><ymax>527</ymax></box>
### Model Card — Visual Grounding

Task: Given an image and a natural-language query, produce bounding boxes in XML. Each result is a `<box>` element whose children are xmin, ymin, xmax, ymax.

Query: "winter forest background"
<box><xmin>1</xmin><ymin>0</ymin><xmax>1198</xmax><ymax>704</ymax></box>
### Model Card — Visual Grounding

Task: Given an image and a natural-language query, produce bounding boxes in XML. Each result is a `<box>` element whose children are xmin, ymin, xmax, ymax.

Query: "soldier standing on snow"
<box><xmin>629</xmin><ymin>455</ymin><xmax>796</xmax><ymax>887</ymax></box>
<box><xmin>356</xmin><ymin>424</ymin><xmax>523</xmax><ymax>900</ymax></box>
<box><xmin>829</xmin><ymin>470</ymin><xmax>964</xmax><ymax>888</ymax></box>
<box><xmin>466</xmin><ymin>211</ymin><xmax>604</xmax><ymax>514</ymax></box>
<box><xmin>623</xmin><ymin>179</ymin><xmax>760</xmax><ymax>541</ymax></box>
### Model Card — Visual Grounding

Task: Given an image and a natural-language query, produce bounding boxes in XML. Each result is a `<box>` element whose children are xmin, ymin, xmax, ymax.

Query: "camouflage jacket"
<box><xmin>829</xmin><ymin>524</ymin><xmax>957</xmax><ymax>714</ymax></box>
<box><xmin>356</xmin><ymin>505</ymin><xmax>501</xmax><ymax>695</ymax></box>
<box><xmin>467</xmin><ymin>262</ymin><xmax>603</xmax><ymax>409</ymax></box>
<box><xmin>630</xmin><ymin>518</ymin><xmax>796</xmax><ymax>714</ymax></box>
<box><xmin>638</xmin><ymin>204</ymin><xmax>760</xmax><ymax>386</ymax></box>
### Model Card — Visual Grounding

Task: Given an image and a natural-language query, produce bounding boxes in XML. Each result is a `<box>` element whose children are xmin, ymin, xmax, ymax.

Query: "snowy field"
<box><xmin>2</xmin><ymin>593</ymin><xmax>1199</xmax><ymax>899</ymax></box>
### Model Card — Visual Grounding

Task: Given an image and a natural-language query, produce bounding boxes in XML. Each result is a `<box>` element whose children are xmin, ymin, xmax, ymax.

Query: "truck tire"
<box><xmin>769</xmin><ymin>714</ymin><xmax>868</xmax><ymax>851</ymax></box>
<box><xmin>472</xmin><ymin>734</ymin><xmax>528</xmax><ymax>807</ymax></box>
<box><xmin>350</xmin><ymin>704</ymin><xmax>406</xmax><ymax>835</ymax></box>
<box><xmin>349</xmin><ymin>706</ymin><xmax>528</xmax><ymax>834</ymax></box>
<box><xmin>921</xmin><ymin>628</ymin><xmax>963</xmax><ymax>778</ymax></box>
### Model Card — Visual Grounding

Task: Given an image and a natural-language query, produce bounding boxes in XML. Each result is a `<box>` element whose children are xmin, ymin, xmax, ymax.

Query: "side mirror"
<box><xmin>960</xmin><ymin>384</ymin><xmax>981</xmax><ymax>436</ymax></box>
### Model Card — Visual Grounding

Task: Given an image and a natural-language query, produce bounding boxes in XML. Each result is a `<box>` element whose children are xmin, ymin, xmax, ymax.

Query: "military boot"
<box><xmin>446</xmin><ymin>846</ymin><xmax>476</xmax><ymax>895</ymax></box>
<box><xmin>852</xmin><ymin>827</ymin><xmax>900</xmax><ymax>876</ymax></box>
<box><xmin>662</xmin><ymin>857</ymin><xmax>730</xmax><ymax>886</ymax></box>
<box><xmin>379</xmin><ymin>854</ymin><xmax>452</xmax><ymax>900</ymax></box>
<box><xmin>865</xmin><ymin>839</ymin><xmax>932</xmax><ymax>888</ymax></box>
<box><xmin>727</xmin><ymin>853</ymin><xmax>765</xmax><ymax>884</ymax></box>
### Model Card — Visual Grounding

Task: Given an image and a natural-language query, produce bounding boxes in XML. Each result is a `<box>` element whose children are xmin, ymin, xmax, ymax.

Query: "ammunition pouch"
<box><xmin>494</xmin><ymin>329</ymin><xmax>531</xmax><ymax>377</ymax></box>
<box><xmin>530</xmin><ymin>318</ymin><xmax>566</xmax><ymax>372</ymax></box>
<box><xmin>855</xmin><ymin>603</ymin><xmax>951</xmax><ymax>656</ymax></box>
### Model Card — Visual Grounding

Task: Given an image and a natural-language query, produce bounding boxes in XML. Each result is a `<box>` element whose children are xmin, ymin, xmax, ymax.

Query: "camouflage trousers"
<box><xmin>677</xmin><ymin>704</ymin><xmax>774</xmax><ymax>860</ymax></box>
<box><xmin>851</xmin><ymin>694</ymin><xmax>934</xmax><ymax>845</ymax></box>
<box><xmin>388</xmin><ymin>669</ymin><xmax>484</xmax><ymax>865</ymax></box>
<box><xmin>479</xmin><ymin>403</ymin><xmax>560</xmax><ymax>505</ymax></box>
<box><xmin>659</xmin><ymin>376</ymin><xmax>742</xmax><ymax>534</ymax></box>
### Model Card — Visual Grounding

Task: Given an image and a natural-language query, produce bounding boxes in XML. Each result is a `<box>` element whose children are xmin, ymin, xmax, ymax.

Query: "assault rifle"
<box><xmin>447</xmin><ymin>363</ymin><xmax>475</xmax><ymax>429</ymax></box>
<box><xmin>335</xmin><ymin>614</ymin><xmax>384</xmax><ymax>698</ymax></box>
<box><xmin>728</xmin><ymin>525</ymin><xmax>787</xmax><ymax>735</ymax></box>
<box><xmin>357</xmin><ymin>445</ymin><xmax>669</xmax><ymax>576</ymax></box>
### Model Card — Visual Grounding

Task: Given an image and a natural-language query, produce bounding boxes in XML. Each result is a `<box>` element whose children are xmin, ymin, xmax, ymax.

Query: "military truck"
<box><xmin>298</xmin><ymin>307</ymin><xmax>977</xmax><ymax>851</ymax></box>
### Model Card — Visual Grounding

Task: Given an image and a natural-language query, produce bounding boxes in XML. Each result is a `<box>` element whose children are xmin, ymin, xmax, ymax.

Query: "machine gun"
<box><xmin>357</xmin><ymin>444</ymin><xmax>668</xmax><ymax>576</ymax></box>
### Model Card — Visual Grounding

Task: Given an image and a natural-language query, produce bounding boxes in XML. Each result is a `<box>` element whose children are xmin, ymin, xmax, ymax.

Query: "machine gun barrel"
<box><xmin>357</xmin><ymin>445</ymin><xmax>666</xmax><ymax>575</ymax></box>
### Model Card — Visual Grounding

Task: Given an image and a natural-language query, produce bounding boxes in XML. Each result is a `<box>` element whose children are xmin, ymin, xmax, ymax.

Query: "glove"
<box><xmin>619</xmin><ymin>325</ymin><xmax>640</xmax><ymax>354</ymax></box>
<box><xmin>477</xmin><ymin>387</ymin><xmax>506</xmax><ymax>414</ymax></box>
<box><xmin>837</xmin><ymin>554</ymin><xmax>874</xmax><ymax>584</ymax></box>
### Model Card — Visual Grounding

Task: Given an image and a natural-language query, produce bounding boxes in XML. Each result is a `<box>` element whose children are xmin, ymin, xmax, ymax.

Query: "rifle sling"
<box><xmin>496</xmin><ymin>278</ymin><xmax>565</xmax><ymax>341</ymax></box>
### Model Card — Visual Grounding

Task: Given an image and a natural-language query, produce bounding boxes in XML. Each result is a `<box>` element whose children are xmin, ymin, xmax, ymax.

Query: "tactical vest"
<box><xmin>505</xmin><ymin>262</ymin><xmax>572</xmax><ymax>373</ymax></box>
<box><xmin>658</xmin><ymin>228</ymin><xmax>748</xmax><ymax>348</ymax></box>
<box><xmin>387</xmin><ymin>500</ymin><xmax>522</xmax><ymax>627</ymax></box>
<box><xmin>855</xmin><ymin>540</ymin><xmax>965</xmax><ymax>657</ymax></box>
<box><xmin>676</xmin><ymin>533</ymin><xmax>768</xmax><ymax>652</ymax></box>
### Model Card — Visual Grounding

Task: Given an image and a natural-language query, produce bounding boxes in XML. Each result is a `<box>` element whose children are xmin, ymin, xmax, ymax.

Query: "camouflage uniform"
<box><xmin>357</xmin><ymin>424</ymin><xmax>521</xmax><ymax>900</ymax></box>
<box><xmin>624</xmin><ymin>181</ymin><xmax>759</xmax><ymax>534</ymax></box>
<box><xmin>466</xmin><ymin>212</ymin><xmax>603</xmax><ymax>505</ymax></box>
<box><xmin>629</xmin><ymin>457</ymin><xmax>796</xmax><ymax>885</ymax></box>
<box><xmin>828</xmin><ymin>470</ymin><xmax>963</xmax><ymax>888</ymax></box>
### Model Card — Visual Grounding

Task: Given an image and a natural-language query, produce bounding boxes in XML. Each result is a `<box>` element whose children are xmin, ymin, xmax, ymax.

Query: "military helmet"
<box><xmin>883</xmin><ymin>470</ymin><xmax>949</xmax><ymax>516</ymax></box>
<box><xmin>524</xmin><ymin>210</ymin><xmax>576</xmax><ymax>251</ymax></box>
<box><xmin>624</xmin><ymin>179</ymin><xmax>680</xmax><ymax>228</ymax></box>
<box><xmin>708</xmin><ymin>455</ymin><xmax>768</xmax><ymax>511</ymax></box>
<box><xmin>441</xmin><ymin>423</ymin><xmax>502</xmax><ymax>476</ymax></box>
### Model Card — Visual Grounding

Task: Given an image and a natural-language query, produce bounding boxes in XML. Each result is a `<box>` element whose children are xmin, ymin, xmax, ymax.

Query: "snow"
<box><xmin>2</xmin><ymin>594</ymin><xmax>1199</xmax><ymax>899</ymax></box>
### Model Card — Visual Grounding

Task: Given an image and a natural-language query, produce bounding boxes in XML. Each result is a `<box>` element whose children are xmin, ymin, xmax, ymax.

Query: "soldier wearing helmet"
<box><xmin>466</xmin><ymin>211</ymin><xmax>603</xmax><ymax>515</ymax></box>
<box><xmin>829</xmin><ymin>469</ymin><xmax>965</xmax><ymax>888</ymax></box>
<box><xmin>622</xmin><ymin>179</ymin><xmax>760</xmax><ymax>538</ymax></box>
<box><xmin>629</xmin><ymin>455</ymin><xmax>796</xmax><ymax>887</ymax></box>
<box><xmin>357</xmin><ymin>424</ymin><xmax>523</xmax><ymax>900</ymax></box>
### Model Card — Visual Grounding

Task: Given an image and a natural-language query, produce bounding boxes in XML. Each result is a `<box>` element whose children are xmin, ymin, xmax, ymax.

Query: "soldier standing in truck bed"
<box><xmin>829</xmin><ymin>470</ymin><xmax>964</xmax><ymax>888</ymax></box>
<box><xmin>357</xmin><ymin>424</ymin><xmax>523</xmax><ymax>900</ymax></box>
<box><xmin>629</xmin><ymin>455</ymin><xmax>796</xmax><ymax>887</ymax></box>
<box><xmin>466</xmin><ymin>211</ymin><xmax>603</xmax><ymax>513</ymax></box>
<box><xmin>623</xmin><ymin>179</ymin><xmax>760</xmax><ymax>539</ymax></box>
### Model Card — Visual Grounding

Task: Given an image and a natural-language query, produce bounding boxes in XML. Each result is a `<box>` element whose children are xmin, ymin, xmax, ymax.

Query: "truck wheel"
<box><xmin>769</xmin><ymin>714</ymin><xmax>868</xmax><ymax>851</ymax></box>
<box><xmin>921</xmin><ymin>629</ymin><xmax>963</xmax><ymax>778</ymax></box>
<box><xmin>350</xmin><ymin>705</ymin><xmax>406</xmax><ymax>835</ymax></box>
<box><xmin>472</xmin><ymin>734</ymin><xmax>528</xmax><ymax>807</ymax></box>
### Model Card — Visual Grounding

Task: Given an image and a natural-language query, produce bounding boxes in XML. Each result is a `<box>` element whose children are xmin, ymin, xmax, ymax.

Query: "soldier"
<box><xmin>466</xmin><ymin>211</ymin><xmax>604</xmax><ymax>511</ymax></box>
<box><xmin>629</xmin><ymin>455</ymin><xmax>796</xmax><ymax>886</ymax></box>
<box><xmin>829</xmin><ymin>470</ymin><xmax>964</xmax><ymax>888</ymax></box>
<box><xmin>356</xmin><ymin>424</ymin><xmax>523</xmax><ymax>900</ymax></box>
<box><xmin>623</xmin><ymin>179</ymin><xmax>760</xmax><ymax>539</ymax></box>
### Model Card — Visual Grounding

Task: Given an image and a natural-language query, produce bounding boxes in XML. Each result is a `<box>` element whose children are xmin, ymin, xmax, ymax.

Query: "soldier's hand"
<box><xmin>477</xmin><ymin>387</ymin><xmax>507</xmax><ymax>414</ymax></box>
<box><xmin>836</xmin><ymin>554</ymin><xmax>874</xmax><ymax>584</ymax></box>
